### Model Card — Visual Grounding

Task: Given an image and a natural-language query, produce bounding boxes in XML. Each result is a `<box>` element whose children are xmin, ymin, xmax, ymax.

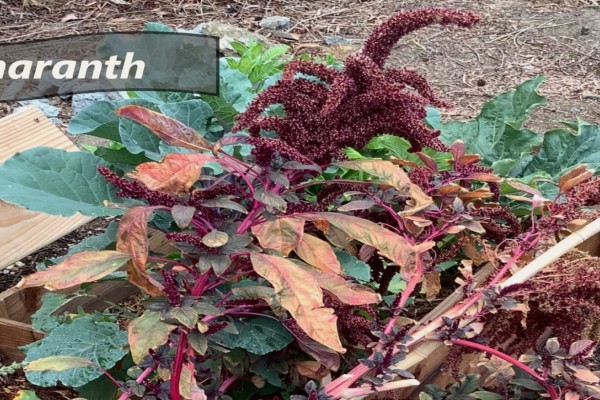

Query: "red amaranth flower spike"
<box><xmin>233</xmin><ymin>8</ymin><xmax>479</xmax><ymax>166</ymax></box>
<box><xmin>362</xmin><ymin>8</ymin><xmax>480</xmax><ymax>68</ymax></box>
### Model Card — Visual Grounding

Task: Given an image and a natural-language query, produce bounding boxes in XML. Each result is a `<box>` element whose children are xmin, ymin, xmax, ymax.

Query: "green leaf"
<box><xmin>13</xmin><ymin>390</ymin><xmax>42</xmax><ymax>400</ymax></box>
<box><xmin>334</xmin><ymin>250</ymin><xmax>371</xmax><ymax>282</ymax></box>
<box><xmin>93</xmin><ymin>147</ymin><xmax>152</xmax><ymax>168</ymax></box>
<box><xmin>68</xmin><ymin>99</ymin><xmax>158</xmax><ymax>142</ymax></box>
<box><xmin>201</xmin><ymin>59</ymin><xmax>254</xmax><ymax>130</ymax></box>
<box><xmin>251</xmin><ymin>356</ymin><xmax>286</xmax><ymax>387</ymax></box>
<box><xmin>164</xmin><ymin>306</ymin><xmax>199</xmax><ymax>329</ymax></box>
<box><xmin>23</xmin><ymin>317</ymin><xmax>128</xmax><ymax>387</ymax></box>
<box><xmin>119</xmin><ymin>118</ymin><xmax>163</xmax><ymax>160</ymax></box>
<box><xmin>144</xmin><ymin>22</ymin><xmax>174</xmax><ymax>32</ymax></box>
<box><xmin>31</xmin><ymin>293</ymin><xmax>69</xmax><ymax>334</ymax></box>
<box><xmin>128</xmin><ymin>311</ymin><xmax>176</xmax><ymax>363</ymax></box>
<box><xmin>158</xmin><ymin>99</ymin><xmax>214</xmax><ymax>136</ymax></box>
<box><xmin>188</xmin><ymin>332</ymin><xmax>208</xmax><ymax>355</ymax></box>
<box><xmin>434</xmin><ymin>76</ymin><xmax>546</xmax><ymax>165</ymax></box>
<box><xmin>472</xmin><ymin>391</ymin><xmax>504</xmax><ymax>400</ymax></box>
<box><xmin>0</xmin><ymin>148</ymin><xmax>132</xmax><ymax>217</ymax></box>
<box><xmin>210</xmin><ymin>317</ymin><xmax>293</xmax><ymax>355</ymax></box>
<box><xmin>520</xmin><ymin>125</ymin><xmax>600</xmax><ymax>178</ymax></box>
<box><xmin>510</xmin><ymin>378</ymin><xmax>546</xmax><ymax>391</ymax></box>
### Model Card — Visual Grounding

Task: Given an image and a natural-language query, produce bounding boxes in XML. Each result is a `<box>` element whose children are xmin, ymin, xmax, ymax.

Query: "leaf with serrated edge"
<box><xmin>128</xmin><ymin>311</ymin><xmax>176</xmax><ymax>363</ymax></box>
<box><xmin>335</xmin><ymin>159</ymin><xmax>432</xmax><ymax>215</ymax></box>
<box><xmin>251</xmin><ymin>217</ymin><xmax>304</xmax><ymax>256</ymax></box>
<box><xmin>18</xmin><ymin>251</ymin><xmax>130</xmax><ymax>290</ymax></box>
<box><xmin>295</xmin><ymin>234</ymin><xmax>341</xmax><ymax>274</ymax></box>
<box><xmin>172</xmin><ymin>205</ymin><xmax>196</xmax><ymax>228</ymax></box>
<box><xmin>117</xmin><ymin>207</ymin><xmax>162</xmax><ymax>296</ymax></box>
<box><xmin>128</xmin><ymin>153</ymin><xmax>216</xmax><ymax>195</ymax></box>
<box><xmin>24</xmin><ymin>317</ymin><xmax>128</xmax><ymax>387</ymax></box>
<box><xmin>25</xmin><ymin>356</ymin><xmax>96</xmax><ymax>372</ymax></box>
<box><xmin>116</xmin><ymin>105</ymin><xmax>212</xmax><ymax>151</ymax></box>
<box><xmin>251</xmin><ymin>253</ymin><xmax>344</xmax><ymax>352</ymax></box>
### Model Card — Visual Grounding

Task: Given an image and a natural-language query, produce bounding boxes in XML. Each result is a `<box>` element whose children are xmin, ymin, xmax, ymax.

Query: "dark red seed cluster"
<box><xmin>98</xmin><ymin>166</ymin><xmax>179</xmax><ymax>207</ymax></box>
<box><xmin>233</xmin><ymin>8</ymin><xmax>480</xmax><ymax>166</ymax></box>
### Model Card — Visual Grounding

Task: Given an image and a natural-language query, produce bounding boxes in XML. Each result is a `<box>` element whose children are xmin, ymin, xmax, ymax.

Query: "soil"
<box><xmin>0</xmin><ymin>0</ymin><xmax>599</xmax><ymax>398</ymax></box>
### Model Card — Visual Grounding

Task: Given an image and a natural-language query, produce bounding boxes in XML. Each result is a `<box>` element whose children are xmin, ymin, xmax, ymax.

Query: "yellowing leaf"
<box><xmin>300</xmin><ymin>264</ymin><xmax>380</xmax><ymax>305</ymax></box>
<box><xmin>117</xmin><ymin>207</ymin><xmax>162</xmax><ymax>296</ymax></box>
<box><xmin>251</xmin><ymin>217</ymin><xmax>304</xmax><ymax>256</ymax></box>
<box><xmin>128</xmin><ymin>153</ymin><xmax>216</xmax><ymax>195</ymax></box>
<box><xmin>298</xmin><ymin>213</ymin><xmax>429</xmax><ymax>277</ymax></box>
<box><xmin>335</xmin><ymin>159</ymin><xmax>433</xmax><ymax>215</ymax></box>
<box><xmin>250</xmin><ymin>253</ymin><xmax>344</xmax><ymax>353</ymax></box>
<box><xmin>128</xmin><ymin>311</ymin><xmax>176</xmax><ymax>363</ymax></box>
<box><xmin>558</xmin><ymin>164</ymin><xmax>594</xmax><ymax>194</ymax></box>
<box><xmin>116</xmin><ymin>105</ymin><xmax>212</xmax><ymax>151</ymax></box>
<box><xmin>202</xmin><ymin>230</ymin><xmax>229</xmax><ymax>248</ymax></box>
<box><xmin>13</xmin><ymin>390</ymin><xmax>41</xmax><ymax>400</ymax></box>
<box><xmin>423</xmin><ymin>271</ymin><xmax>441</xmax><ymax>301</ymax></box>
<box><xmin>17</xmin><ymin>251</ymin><xmax>130</xmax><ymax>290</ymax></box>
<box><xmin>295</xmin><ymin>234</ymin><xmax>342</xmax><ymax>274</ymax></box>
<box><xmin>25</xmin><ymin>356</ymin><xmax>95</xmax><ymax>371</ymax></box>
<box><xmin>179</xmin><ymin>361</ymin><xmax>207</xmax><ymax>400</ymax></box>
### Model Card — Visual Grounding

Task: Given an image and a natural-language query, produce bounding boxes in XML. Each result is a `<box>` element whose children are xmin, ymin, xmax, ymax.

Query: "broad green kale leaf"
<box><xmin>24</xmin><ymin>317</ymin><xmax>128</xmax><ymax>387</ymax></box>
<box><xmin>0</xmin><ymin>148</ymin><xmax>133</xmax><ymax>216</ymax></box>
<box><xmin>428</xmin><ymin>76</ymin><xmax>546</xmax><ymax>166</ymax></box>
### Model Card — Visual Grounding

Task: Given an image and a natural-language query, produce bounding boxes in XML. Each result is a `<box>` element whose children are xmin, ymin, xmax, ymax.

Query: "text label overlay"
<box><xmin>0</xmin><ymin>32</ymin><xmax>219</xmax><ymax>101</ymax></box>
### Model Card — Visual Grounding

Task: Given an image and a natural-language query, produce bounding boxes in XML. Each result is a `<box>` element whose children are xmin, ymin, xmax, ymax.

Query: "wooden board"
<box><xmin>0</xmin><ymin>107</ymin><xmax>91</xmax><ymax>270</ymax></box>
<box><xmin>0</xmin><ymin>318</ymin><xmax>44</xmax><ymax>363</ymax></box>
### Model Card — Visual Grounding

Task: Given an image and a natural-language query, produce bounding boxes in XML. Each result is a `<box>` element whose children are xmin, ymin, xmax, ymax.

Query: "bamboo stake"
<box><xmin>338</xmin><ymin>217</ymin><xmax>600</xmax><ymax>399</ymax></box>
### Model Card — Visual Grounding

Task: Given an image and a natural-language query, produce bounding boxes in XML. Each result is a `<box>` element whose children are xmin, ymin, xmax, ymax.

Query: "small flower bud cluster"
<box><xmin>98</xmin><ymin>166</ymin><xmax>179</xmax><ymax>207</ymax></box>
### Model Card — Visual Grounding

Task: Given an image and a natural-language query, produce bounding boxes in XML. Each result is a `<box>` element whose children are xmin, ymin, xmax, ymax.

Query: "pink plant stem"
<box><xmin>170</xmin><ymin>333</ymin><xmax>188</xmax><ymax>400</ymax></box>
<box><xmin>117</xmin><ymin>364</ymin><xmax>158</xmax><ymax>400</ymax></box>
<box><xmin>325</xmin><ymin>236</ymin><xmax>538</xmax><ymax>398</ymax></box>
<box><xmin>237</xmin><ymin>202</ymin><xmax>262</xmax><ymax>234</ymax></box>
<box><xmin>218</xmin><ymin>375</ymin><xmax>237</xmax><ymax>395</ymax></box>
<box><xmin>451</xmin><ymin>339</ymin><xmax>558</xmax><ymax>400</ymax></box>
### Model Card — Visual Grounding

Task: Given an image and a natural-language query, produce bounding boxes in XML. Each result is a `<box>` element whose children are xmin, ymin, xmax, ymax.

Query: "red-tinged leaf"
<box><xmin>459</xmin><ymin>188</ymin><xmax>494</xmax><ymax>201</ymax></box>
<box><xmin>116</xmin><ymin>105</ymin><xmax>212</xmax><ymax>151</ymax></box>
<box><xmin>250</xmin><ymin>253</ymin><xmax>344</xmax><ymax>352</ymax></box>
<box><xmin>423</xmin><ymin>271</ymin><xmax>441</xmax><ymax>301</ymax></box>
<box><xmin>295</xmin><ymin>234</ymin><xmax>342</xmax><ymax>274</ymax></box>
<box><xmin>437</xmin><ymin>184</ymin><xmax>463</xmax><ymax>196</ymax></box>
<box><xmin>128</xmin><ymin>311</ymin><xmax>176</xmax><ymax>363</ymax></box>
<box><xmin>296</xmin><ymin>213</ymin><xmax>430</xmax><ymax>276</ymax></box>
<box><xmin>335</xmin><ymin>159</ymin><xmax>433</xmax><ymax>215</ymax></box>
<box><xmin>506</xmin><ymin>194</ymin><xmax>534</xmax><ymax>203</ymax></box>
<box><xmin>447</xmin><ymin>225</ymin><xmax>466</xmax><ymax>234</ymax></box>
<box><xmin>457</xmin><ymin>154</ymin><xmax>482</xmax><ymax>165</ymax></box>
<box><xmin>463</xmin><ymin>173</ymin><xmax>502</xmax><ymax>182</ymax></box>
<box><xmin>415</xmin><ymin>152</ymin><xmax>438</xmax><ymax>172</ymax></box>
<box><xmin>565</xmin><ymin>391</ymin><xmax>581</xmax><ymax>400</ymax></box>
<box><xmin>569</xmin><ymin>339</ymin><xmax>596</xmax><ymax>358</ymax></box>
<box><xmin>558</xmin><ymin>165</ymin><xmax>595</xmax><ymax>194</ymax></box>
<box><xmin>450</xmin><ymin>140</ymin><xmax>466</xmax><ymax>161</ymax></box>
<box><xmin>390</xmin><ymin>158</ymin><xmax>420</xmax><ymax>168</ymax></box>
<box><xmin>117</xmin><ymin>207</ymin><xmax>162</xmax><ymax>296</ymax></box>
<box><xmin>17</xmin><ymin>251</ymin><xmax>130</xmax><ymax>290</ymax></box>
<box><xmin>128</xmin><ymin>153</ymin><xmax>216</xmax><ymax>195</ymax></box>
<box><xmin>251</xmin><ymin>218</ymin><xmax>304</xmax><ymax>256</ymax></box>
<box><xmin>337</xmin><ymin>200</ymin><xmax>376</xmax><ymax>212</ymax></box>
<box><xmin>299</xmin><ymin>263</ymin><xmax>380</xmax><ymax>305</ymax></box>
<box><xmin>506</xmin><ymin>180</ymin><xmax>542</xmax><ymax>197</ymax></box>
